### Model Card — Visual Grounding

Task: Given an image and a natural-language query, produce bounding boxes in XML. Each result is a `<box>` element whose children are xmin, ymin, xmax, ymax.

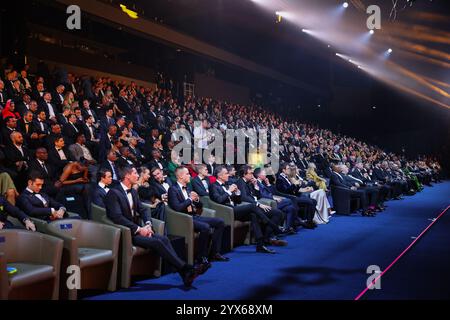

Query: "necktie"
<box><xmin>41</xmin><ymin>163</ymin><xmax>48</xmax><ymax>174</ymax></box>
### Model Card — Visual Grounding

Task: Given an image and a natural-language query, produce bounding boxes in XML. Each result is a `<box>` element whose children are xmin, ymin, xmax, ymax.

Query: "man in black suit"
<box><xmin>342</xmin><ymin>165</ymin><xmax>380</xmax><ymax>213</ymax></box>
<box><xmin>191</xmin><ymin>164</ymin><xmax>211</xmax><ymax>197</ymax></box>
<box><xmin>92</xmin><ymin>168</ymin><xmax>112</xmax><ymax>208</ymax></box>
<box><xmin>81</xmin><ymin>115</ymin><xmax>100</xmax><ymax>155</ymax></box>
<box><xmin>62</xmin><ymin>114</ymin><xmax>80</xmax><ymax>145</ymax></box>
<box><xmin>350</xmin><ymin>162</ymin><xmax>387</xmax><ymax>209</ymax></box>
<box><xmin>98</xmin><ymin>125</ymin><xmax>117</xmax><ymax>161</ymax></box>
<box><xmin>116</xmin><ymin>90</ymin><xmax>133</xmax><ymax>116</ymax></box>
<box><xmin>28</xmin><ymin>148</ymin><xmax>60</xmax><ymax>197</ymax></box>
<box><xmin>99</xmin><ymin>150</ymin><xmax>120</xmax><ymax>184</ymax></box>
<box><xmin>0</xmin><ymin>79</ymin><xmax>7</xmax><ymax>109</ymax></box>
<box><xmin>149</xmin><ymin>167</ymin><xmax>172</xmax><ymax>201</ymax></box>
<box><xmin>17</xmin><ymin>110</ymin><xmax>38</xmax><ymax>149</ymax></box>
<box><xmin>5</xmin><ymin>131</ymin><xmax>30</xmax><ymax>191</ymax></box>
<box><xmin>0</xmin><ymin>195</ymin><xmax>36</xmax><ymax>231</ymax></box>
<box><xmin>237</xmin><ymin>165</ymin><xmax>287</xmax><ymax>246</ymax></box>
<box><xmin>147</xmin><ymin>149</ymin><xmax>168</xmax><ymax>174</ymax></box>
<box><xmin>1</xmin><ymin>116</ymin><xmax>17</xmax><ymax>147</ymax></box>
<box><xmin>56</xmin><ymin>106</ymin><xmax>71</xmax><ymax>125</ymax></box>
<box><xmin>81</xmin><ymin>99</ymin><xmax>98</xmax><ymax>123</ymax></box>
<box><xmin>17</xmin><ymin>172</ymin><xmax>74</xmax><ymax>221</ymax></box>
<box><xmin>128</xmin><ymin>137</ymin><xmax>145</xmax><ymax>166</ymax></box>
<box><xmin>210</xmin><ymin>165</ymin><xmax>276</xmax><ymax>254</ymax></box>
<box><xmin>116</xmin><ymin>147</ymin><xmax>136</xmax><ymax>169</ymax></box>
<box><xmin>48</xmin><ymin>135</ymin><xmax>72</xmax><ymax>175</ymax></box>
<box><xmin>330</xmin><ymin>165</ymin><xmax>373</xmax><ymax>217</ymax></box>
<box><xmin>52</xmin><ymin>84</ymin><xmax>65</xmax><ymax>111</ymax></box>
<box><xmin>168</xmin><ymin>166</ymin><xmax>228</xmax><ymax>264</ymax></box>
<box><xmin>31</xmin><ymin>110</ymin><xmax>50</xmax><ymax>148</ymax></box>
<box><xmin>275</xmin><ymin>163</ymin><xmax>317</xmax><ymax>229</ymax></box>
<box><xmin>39</xmin><ymin>92</ymin><xmax>58</xmax><ymax>122</ymax></box>
<box><xmin>99</xmin><ymin>107</ymin><xmax>116</xmax><ymax>132</ymax></box>
<box><xmin>104</xmin><ymin>166</ymin><xmax>205</xmax><ymax>287</ymax></box>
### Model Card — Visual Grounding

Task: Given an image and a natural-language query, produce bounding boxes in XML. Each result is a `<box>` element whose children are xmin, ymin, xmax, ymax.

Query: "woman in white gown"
<box><xmin>287</xmin><ymin>165</ymin><xmax>334</xmax><ymax>224</ymax></box>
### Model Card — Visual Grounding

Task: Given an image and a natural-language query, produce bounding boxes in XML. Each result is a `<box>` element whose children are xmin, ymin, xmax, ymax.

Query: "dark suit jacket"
<box><xmin>168</xmin><ymin>183</ymin><xmax>203</xmax><ymax>214</ymax></box>
<box><xmin>92</xmin><ymin>184</ymin><xmax>108</xmax><ymax>208</ymax></box>
<box><xmin>330</xmin><ymin>172</ymin><xmax>352</xmax><ymax>188</ymax></box>
<box><xmin>62</xmin><ymin>122</ymin><xmax>80</xmax><ymax>145</ymax></box>
<box><xmin>0</xmin><ymin>196</ymin><xmax>29</xmax><ymax>224</ymax></box>
<box><xmin>17</xmin><ymin>189</ymin><xmax>64</xmax><ymax>220</ymax></box>
<box><xmin>191</xmin><ymin>176</ymin><xmax>210</xmax><ymax>197</ymax></box>
<box><xmin>81</xmin><ymin>123</ymin><xmax>99</xmax><ymax>141</ymax></box>
<box><xmin>56</xmin><ymin>113</ymin><xmax>69</xmax><ymax>125</ymax></box>
<box><xmin>236</xmin><ymin>178</ymin><xmax>259</xmax><ymax>205</ymax></box>
<box><xmin>149</xmin><ymin>178</ymin><xmax>173</xmax><ymax>198</ymax></box>
<box><xmin>105</xmin><ymin>186</ymin><xmax>150</xmax><ymax>235</ymax></box>
<box><xmin>82</xmin><ymin>108</ymin><xmax>98</xmax><ymax>123</ymax></box>
<box><xmin>257</xmin><ymin>180</ymin><xmax>275</xmax><ymax>200</ymax></box>
<box><xmin>28</xmin><ymin>159</ymin><xmax>56</xmax><ymax>185</ymax></box>
<box><xmin>48</xmin><ymin>146</ymin><xmax>72</xmax><ymax>174</ymax></box>
<box><xmin>99</xmin><ymin>160</ymin><xmax>119</xmax><ymax>181</ymax></box>
<box><xmin>4</xmin><ymin>144</ymin><xmax>30</xmax><ymax>172</ymax></box>
<box><xmin>1</xmin><ymin>127</ymin><xmax>16</xmax><ymax>147</ymax></box>
<box><xmin>209</xmin><ymin>181</ymin><xmax>241</xmax><ymax>206</ymax></box>
<box><xmin>39</xmin><ymin>101</ymin><xmax>59</xmax><ymax>119</ymax></box>
<box><xmin>275</xmin><ymin>174</ymin><xmax>299</xmax><ymax>195</ymax></box>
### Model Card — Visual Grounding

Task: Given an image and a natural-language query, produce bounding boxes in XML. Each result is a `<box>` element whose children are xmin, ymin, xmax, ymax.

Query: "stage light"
<box><xmin>343</xmin><ymin>2</ymin><xmax>349</xmax><ymax>8</ymax></box>
<box><xmin>369</xmin><ymin>30</ymin><xmax>374</xmax><ymax>35</ymax></box>
<box><xmin>120</xmin><ymin>4</ymin><xmax>138</xmax><ymax>19</ymax></box>
<box><xmin>302</xmin><ymin>28</ymin><xmax>307</xmax><ymax>33</ymax></box>
<box><xmin>388</xmin><ymin>48</ymin><xmax>393</xmax><ymax>53</ymax></box>
<box><xmin>357</xmin><ymin>65</ymin><xmax>362</xmax><ymax>69</ymax></box>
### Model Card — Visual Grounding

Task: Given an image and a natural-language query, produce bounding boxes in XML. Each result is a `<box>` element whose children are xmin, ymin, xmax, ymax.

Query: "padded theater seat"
<box><xmin>8</xmin><ymin>263</ymin><xmax>54</xmax><ymax>289</ymax></box>
<box><xmin>78</xmin><ymin>248</ymin><xmax>114</xmax><ymax>269</ymax></box>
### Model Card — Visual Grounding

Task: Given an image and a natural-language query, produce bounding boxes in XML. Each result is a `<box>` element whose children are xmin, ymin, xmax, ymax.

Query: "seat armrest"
<box><xmin>151</xmin><ymin>218</ymin><xmax>165</xmax><ymax>236</ymax></box>
<box><xmin>0</xmin><ymin>253</ymin><xmax>8</xmax><ymax>300</ymax></box>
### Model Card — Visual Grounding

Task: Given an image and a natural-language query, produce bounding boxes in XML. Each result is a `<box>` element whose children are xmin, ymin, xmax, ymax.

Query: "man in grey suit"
<box><xmin>69</xmin><ymin>133</ymin><xmax>97</xmax><ymax>181</ymax></box>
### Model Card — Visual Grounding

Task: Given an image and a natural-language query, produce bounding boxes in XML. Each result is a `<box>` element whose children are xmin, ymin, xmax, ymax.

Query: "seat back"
<box><xmin>47</xmin><ymin>219</ymin><xmax>83</xmax><ymax>239</ymax></box>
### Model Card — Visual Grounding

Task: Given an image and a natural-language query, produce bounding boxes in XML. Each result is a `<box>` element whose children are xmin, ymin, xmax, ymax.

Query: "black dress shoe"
<box><xmin>180</xmin><ymin>266</ymin><xmax>199</xmax><ymax>287</ymax></box>
<box><xmin>210</xmin><ymin>253</ymin><xmax>230</xmax><ymax>262</ymax></box>
<box><xmin>198</xmin><ymin>257</ymin><xmax>212</xmax><ymax>274</ymax></box>
<box><xmin>256</xmin><ymin>245</ymin><xmax>276</xmax><ymax>254</ymax></box>
<box><xmin>269</xmin><ymin>237</ymin><xmax>288</xmax><ymax>246</ymax></box>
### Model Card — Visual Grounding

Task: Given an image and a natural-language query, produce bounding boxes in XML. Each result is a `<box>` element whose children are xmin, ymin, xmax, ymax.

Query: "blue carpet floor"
<box><xmin>87</xmin><ymin>181</ymin><xmax>450</xmax><ymax>300</ymax></box>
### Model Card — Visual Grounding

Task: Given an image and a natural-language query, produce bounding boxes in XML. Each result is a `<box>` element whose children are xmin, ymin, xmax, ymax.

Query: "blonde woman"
<box><xmin>288</xmin><ymin>165</ymin><xmax>334</xmax><ymax>224</ymax></box>
<box><xmin>306</xmin><ymin>163</ymin><xmax>328</xmax><ymax>191</ymax></box>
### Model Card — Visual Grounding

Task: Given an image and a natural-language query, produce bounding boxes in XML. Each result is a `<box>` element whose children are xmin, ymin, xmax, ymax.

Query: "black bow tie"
<box><xmin>32</xmin><ymin>191</ymin><xmax>39</xmax><ymax>195</ymax></box>
<box><xmin>182</xmin><ymin>186</ymin><xmax>187</xmax><ymax>190</ymax></box>
<box><xmin>126</xmin><ymin>189</ymin><xmax>132</xmax><ymax>194</ymax></box>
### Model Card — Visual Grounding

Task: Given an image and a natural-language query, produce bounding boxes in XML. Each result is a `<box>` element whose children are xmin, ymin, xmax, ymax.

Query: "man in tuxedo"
<box><xmin>99</xmin><ymin>150</ymin><xmax>120</xmax><ymax>184</ymax></box>
<box><xmin>17</xmin><ymin>172</ymin><xmax>74</xmax><ymax>221</ymax></box>
<box><xmin>17</xmin><ymin>110</ymin><xmax>38</xmax><ymax>148</ymax></box>
<box><xmin>116</xmin><ymin>147</ymin><xmax>136</xmax><ymax>168</ymax></box>
<box><xmin>99</xmin><ymin>107</ymin><xmax>116</xmax><ymax>132</ymax></box>
<box><xmin>147</xmin><ymin>148</ymin><xmax>168</xmax><ymax>174</ymax></box>
<box><xmin>330</xmin><ymin>165</ymin><xmax>373</xmax><ymax>217</ymax></box>
<box><xmin>169</xmin><ymin>166</ymin><xmax>228</xmax><ymax>264</ymax></box>
<box><xmin>210</xmin><ymin>165</ymin><xmax>276</xmax><ymax>254</ymax></box>
<box><xmin>56</xmin><ymin>106</ymin><xmax>71</xmax><ymax>125</ymax></box>
<box><xmin>31</xmin><ymin>110</ymin><xmax>50</xmax><ymax>148</ymax></box>
<box><xmin>254</xmin><ymin>167</ymin><xmax>298</xmax><ymax>234</ymax></box>
<box><xmin>104</xmin><ymin>166</ymin><xmax>205</xmax><ymax>286</ymax></box>
<box><xmin>149</xmin><ymin>167</ymin><xmax>172</xmax><ymax>201</ymax></box>
<box><xmin>81</xmin><ymin>115</ymin><xmax>100</xmax><ymax>154</ymax></box>
<box><xmin>28</xmin><ymin>148</ymin><xmax>60</xmax><ymax>197</ymax></box>
<box><xmin>81</xmin><ymin>99</ymin><xmax>98</xmax><ymax>123</ymax></box>
<box><xmin>128</xmin><ymin>137</ymin><xmax>145</xmax><ymax>166</ymax></box>
<box><xmin>275</xmin><ymin>163</ymin><xmax>317</xmax><ymax>229</ymax></box>
<box><xmin>52</xmin><ymin>84</ymin><xmax>65</xmax><ymax>111</ymax></box>
<box><xmin>117</xmin><ymin>90</ymin><xmax>133</xmax><ymax>116</ymax></box>
<box><xmin>0</xmin><ymin>195</ymin><xmax>36</xmax><ymax>231</ymax></box>
<box><xmin>62</xmin><ymin>114</ymin><xmax>81</xmax><ymax>145</ymax></box>
<box><xmin>92</xmin><ymin>168</ymin><xmax>112</xmax><ymax>208</ymax></box>
<box><xmin>1</xmin><ymin>116</ymin><xmax>17</xmax><ymax>147</ymax></box>
<box><xmin>98</xmin><ymin>125</ymin><xmax>117</xmax><ymax>161</ymax></box>
<box><xmin>32</xmin><ymin>81</ymin><xmax>45</xmax><ymax>103</ymax></box>
<box><xmin>350</xmin><ymin>162</ymin><xmax>388</xmax><ymax>209</ymax></box>
<box><xmin>39</xmin><ymin>92</ymin><xmax>58</xmax><ymax>122</ymax></box>
<box><xmin>342</xmin><ymin>165</ymin><xmax>380</xmax><ymax>214</ymax></box>
<box><xmin>237</xmin><ymin>165</ymin><xmax>287</xmax><ymax>246</ymax></box>
<box><xmin>48</xmin><ymin>135</ymin><xmax>72</xmax><ymax>175</ymax></box>
<box><xmin>45</xmin><ymin>123</ymin><xmax>63</xmax><ymax>150</ymax></box>
<box><xmin>15</xmin><ymin>94</ymin><xmax>32</xmax><ymax>117</ymax></box>
<box><xmin>373</xmin><ymin>161</ymin><xmax>403</xmax><ymax>199</ymax></box>
<box><xmin>191</xmin><ymin>164</ymin><xmax>211</xmax><ymax>197</ymax></box>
